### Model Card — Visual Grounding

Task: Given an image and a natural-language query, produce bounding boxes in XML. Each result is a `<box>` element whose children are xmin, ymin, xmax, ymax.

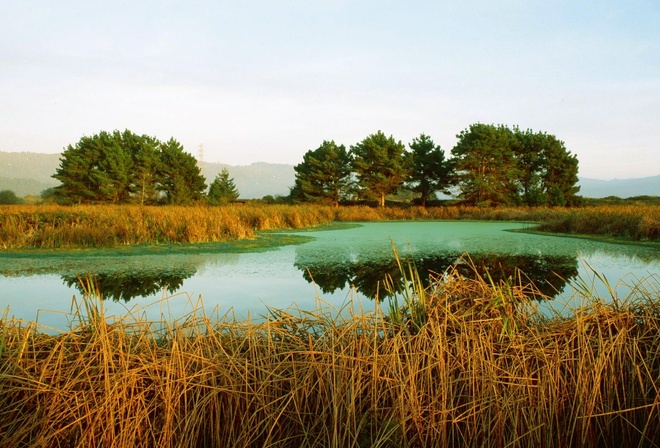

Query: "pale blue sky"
<box><xmin>1</xmin><ymin>0</ymin><xmax>658</xmax><ymax>179</ymax></box>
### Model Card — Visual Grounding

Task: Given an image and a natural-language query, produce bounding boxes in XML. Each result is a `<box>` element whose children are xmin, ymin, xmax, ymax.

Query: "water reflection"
<box><xmin>58</xmin><ymin>253</ymin><xmax>246</xmax><ymax>302</ymax></box>
<box><xmin>44</xmin><ymin>250</ymin><xmax>581</xmax><ymax>304</ymax></box>
<box><xmin>1</xmin><ymin>251</ymin><xmax>233</xmax><ymax>302</ymax></box>
<box><xmin>61</xmin><ymin>270</ymin><xmax>195</xmax><ymax>302</ymax></box>
<box><xmin>295</xmin><ymin>250</ymin><xmax>579</xmax><ymax>301</ymax></box>
<box><xmin>1</xmin><ymin>221</ymin><xmax>657</xmax><ymax>314</ymax></box>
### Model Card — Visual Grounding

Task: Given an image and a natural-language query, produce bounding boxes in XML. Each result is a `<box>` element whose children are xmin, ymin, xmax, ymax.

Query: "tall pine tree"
<box><xmin>351</xmin><ymin>131</ymin><xmax>409</xmax><ymax>207</ymax></box>
<box><xmin>451</xmin><ymin>124</ymin><xmax>520</xmax><ymax>206</ymax></box>
<box><xmin>451</xmin><ymin>124</ymin><xmax>580</xmax><ymax>206</ymax></box>
<box><xmin>291</xmin><ymin>140</ymin><xmax>353</xmax><ymax>206</ymax></box>
<box><xmin>208</xmin><ymin>168</ymin><xmax>240</xmax><ymax>205</ymax></box>
<box><xmin>407</xmin><ymin>133</ymin><xmax>454</xmax><ymax>207</ymax></box>
<box><xmin>53</xmin><ymin>130</ymin><xmax>207</xmax><ymax>205</ymax></box>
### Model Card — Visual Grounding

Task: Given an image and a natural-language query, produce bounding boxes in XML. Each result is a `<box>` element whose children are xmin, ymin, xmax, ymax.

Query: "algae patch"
<box><xmin>0</xmin><ymin>233</ymin><xmax>315</xmax><ymax>277</ymax></box>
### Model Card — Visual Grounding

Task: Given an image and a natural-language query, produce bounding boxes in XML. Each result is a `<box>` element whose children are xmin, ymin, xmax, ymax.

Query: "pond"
<box><xmin>1</xmin><ymin>221</ymin><xmax>659</xmax><ymax>331</ymax></box>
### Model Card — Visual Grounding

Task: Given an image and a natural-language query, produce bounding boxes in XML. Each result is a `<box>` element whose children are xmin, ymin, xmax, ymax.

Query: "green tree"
<box><xmin>53</xmin><ymin>130</ymin><xmax>206</xmax><ymax>205</ymax></box>
<box><xmin>53</xmin><ymin>133</ymin><xmax>107</xmax><ymax>204</ymax></box>
<box><xmin>351</xmin><ymin>131</ymin><xmax>409</xmax><ymax>207</ymax></box>
<box><xmin>451</xmin><ymin>124</ymin><xmax>520</xmax><ymax>206</ymax></box>
<box><xmin>208</xmin><ymin>168</ymin><xmax>240</xmax><ymax>205</ymax></box>
<box><xmin>512</xmin><ymin>127</ymin><xmax>580</xmax><ymax>206</ymax></box>
<box><xmin>452</xmin><ymin>124</ymin><xmax>580</xmax><ymax>206</ymax></box>
<box><xmin>541</xmin><ymin>134</ymin><xmax>580</xmax><ymax>206</ymax></box>
<box><xmin>511</xmin><ymin>128</ymin><xmax>546</xmax><ymax>206</ymax></box>
<box><xmin>0</xmin><ymin>189</ymin><xmax>20</xmax><ymax>204</ymax></box>
<box><xmin>124</xmin><ymin>131</ymin><xmax>161</xmax><ymax>205</ymax></box>
<box><xmin>53</xmin><ymin>130</ymin><xmax>138</xmax><ymax>204</ymax></box>
<box><xmin>407</xmin><ymin>133</ymin><xmax>454</xmax><ymax>207</ymax></box>
<box><xmin>95</xmin><ymin>131</ymin><xmax>133</xmax><ymax>203</ymax></box>
<box><xmin>292</xmin><ymin>140</ymin><xmax>353</xmax><ymax>206</ymax></box>
<box><xmin>157</xmin><ymin>138</ymin><xmax>207</xmax><ymax>205</ymax></box>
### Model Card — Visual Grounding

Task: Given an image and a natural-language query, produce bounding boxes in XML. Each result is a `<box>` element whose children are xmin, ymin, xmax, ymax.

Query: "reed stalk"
<box><xmin>1</xmin><ymin>266</ymin><xmax>658</xmax><ymax>447</ymax></box>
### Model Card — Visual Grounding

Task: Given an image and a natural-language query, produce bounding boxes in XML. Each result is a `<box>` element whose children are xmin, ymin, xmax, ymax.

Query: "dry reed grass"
<box><xmin>538</xmin><ymin>205</ymin><xmax>660</xmax><ymax>242</ymax></box>
<box><xmin>1</xmin><ymin>267</ymin><xmax>659</xmax><ymax>447</ymax></box>
<box><xmin>0</xmin><ymin>203</ymin><xmax>603</xmax><ymax>250</ymax></box>
<box><xmin>1</xmin><ymin>203</ymin><xmax>657</xmax><ymax>248</ymax></box>
<box><xmin>0</xmin><ymin>204</ymin><xmax>339</xmax><ymax>249</ymax></box>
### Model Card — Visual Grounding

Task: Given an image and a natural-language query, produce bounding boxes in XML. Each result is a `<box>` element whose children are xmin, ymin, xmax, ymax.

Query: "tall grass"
<box><xmin>538</xmin><ymin>205</ymin><xmax>660</xmax><ymax>242</ymax></box>
<box><xmin>0</xmin><ymin>204</ymin><xmax>337</xmax><ymax>249</ymax></box>
<box><xmin>1</xmin><ymin>204</ymin><xmax>657</xmax><ymax>249</ymax></box>
<box><xmin>1</xmin><ymin>268</ymin><xmax>659</xmax><ymax>447</ymax></box>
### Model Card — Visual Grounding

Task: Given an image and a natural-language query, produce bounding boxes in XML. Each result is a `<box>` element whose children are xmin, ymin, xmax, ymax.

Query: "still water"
<box><xmin>1</xmin><ymin>221</ymin><xmax>659</xmax><ymax>330</ymax></box>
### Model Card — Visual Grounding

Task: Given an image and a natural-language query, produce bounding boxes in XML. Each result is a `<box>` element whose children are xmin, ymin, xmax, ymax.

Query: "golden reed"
<box><xmin>0</xmin><ymin>266</ymin><xmax>658</xmax><ymax>447</ymax></box>
<box><xmin>2</xmin><ymin>203</ymin><xmax>657</xmax><ymax>249</ymax></box>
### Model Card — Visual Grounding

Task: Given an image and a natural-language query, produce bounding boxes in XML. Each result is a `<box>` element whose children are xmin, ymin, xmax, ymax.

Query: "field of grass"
<box><xmin>1</xmin><ymin>203</ymin><xmax>657</xmax><ymax>250</ymax></box>
<box><xmin>1</xmin><ymin>267</ymin><xmax>659</xmax><ymax>447</ymax></box>
<box><xmin>537</xmin><ymin>205</ymin><xmax>660</xmax><ymax>242</ymax></box>
<box><xmin>0</xmin><ymin>204</ymin><xmax>338</xmax><ymax>249</ymax></box>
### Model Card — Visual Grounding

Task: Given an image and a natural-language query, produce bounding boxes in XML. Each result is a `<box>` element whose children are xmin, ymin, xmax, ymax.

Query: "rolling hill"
<box><xmin>0</xmin><ymin>151</ymin><xmax>294</xmax><ymax>199</ymax></box>
<box><xmin>577</xmin><ymin>176</ymin><xmax>660</xmax><ymax>199</ymax></box>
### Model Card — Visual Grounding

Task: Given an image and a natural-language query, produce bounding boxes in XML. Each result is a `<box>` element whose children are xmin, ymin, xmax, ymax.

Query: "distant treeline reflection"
<box><xmin>295</xmin><ymin>251</ymin><xmax>579</xmax><ymax>301</ymax></box>
<box><xmin>60</xmin><ymin>251</ymin><xmax>578</xmax><ymax>303</ymax></box>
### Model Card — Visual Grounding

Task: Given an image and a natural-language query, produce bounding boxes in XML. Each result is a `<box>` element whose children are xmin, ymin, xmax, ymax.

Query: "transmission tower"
<box><xmin>197</xmin><ymin>144</ymin><xmax>205</xmax><ymax>168</ymax></box>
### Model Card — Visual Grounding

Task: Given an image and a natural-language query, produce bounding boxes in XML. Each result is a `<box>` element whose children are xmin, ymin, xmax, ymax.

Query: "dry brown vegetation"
<box><xmin>1</xmin><ymin>203</ymin><xmax>658</xmax><ymax>250</ymax></box>
<box><xmin>537</xmin><ymin>205</ymin><xmax>660</xmax><ymax>242</ymax></box>
<box><xmin>1</xmin><ymin>268</ymin><xmax>659</xmax><ymax>447</ymax></box>
<box><xmin>1</xmin><ymin>203</ymin><xmax>658</xmax><ymax>445</ymax></box>
<box><xmin>0</xmin><ymin>204</ymin><xmax>336</xmax><ymax>249</ymax></box>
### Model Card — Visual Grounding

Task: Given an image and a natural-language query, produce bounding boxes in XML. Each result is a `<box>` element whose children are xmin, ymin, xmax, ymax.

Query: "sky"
<box><xmin>1</xmin><ymin>1</ymin><xmax>658</xmax><ymax>180</ymax></box>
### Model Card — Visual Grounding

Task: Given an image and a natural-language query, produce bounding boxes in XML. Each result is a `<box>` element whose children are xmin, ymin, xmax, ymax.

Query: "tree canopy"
<box><xmin>451</xmin><ymin>124</ymin><xmax>580</xmax><ymax>206</ymax></box>
<box><xmin>0</xmin><ymin>189</ymin><xmax>20</xmax><ymax>204</ymax></box>
<box><xmin>291</xmin><ymin>140</ymin><xmax>353</xmax><ymax>207</ymax></box>
<box><xmin>451</xmin><ymin>124</ymin><xmax>520</xmax><ymax>206</ymax></box>
<box><xmin>208</xmin><ymin>168</ymin><xmax>240</xmax><ymax>205</ymax></box>
<box><xmin>53</xmin><ymin>130</ymin><xmax>206</xmax><ymax>205</ymax></box>
<box><xmin>351</xmin><ymin>131</ymin><xmax>410</xmax><ymax>207</ymax></box>
<box><xmin>407</xmin><ymin>134</ymin><xmax>454</xmax><ymax>207</ymax></box>
<box><xmin>292</xmin><ymin>125</ymin><xmax>580</xmax><ymax>208</ymax></box>
<box><xmin>53</xmin><ymin>125</ymin><xmax>580</xmax><ymax>208</ymax></box>
<box><xmin>157</xmin><ymin>138</ymin><xmax>207</xmax><ymax>205</ymax></box>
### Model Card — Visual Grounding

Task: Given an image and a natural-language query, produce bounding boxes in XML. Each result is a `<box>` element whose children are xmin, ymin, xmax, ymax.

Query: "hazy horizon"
<box><xmin>2</xmin><ymin>149</ymin><xmax>658</xmax><ymax>183</ymax></box>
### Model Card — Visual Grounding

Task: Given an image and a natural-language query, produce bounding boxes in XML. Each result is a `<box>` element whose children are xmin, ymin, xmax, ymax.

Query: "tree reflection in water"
<box><xmin>62</xmin><ymin>270</ymin><xmax>195</xmax><ymax>302</ymax></box>
<box><xmin>59</xmin><ymin>248</ymin><xmax>579</xmax><ymax>304</ymax></box>
<box><xmin>296</xmin><ymin>250</ymin><xmax>578</xmax><ymax>301</ymax></box>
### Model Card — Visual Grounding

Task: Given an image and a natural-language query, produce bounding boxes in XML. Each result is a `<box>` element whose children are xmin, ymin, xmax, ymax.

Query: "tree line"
<box><xmin>52</xmin><ymin>130</ymin><xmax>238</xmax><ymax>205</ymax></box>
<box><xmin>291</xmin><ymin>123</ymin><xmax>580</xmax><ymax>207</ymax></box>
<box><xmin>49</xmin><ymin>125</ymin><xmax>579</xmax><ymax>207</ymax></box>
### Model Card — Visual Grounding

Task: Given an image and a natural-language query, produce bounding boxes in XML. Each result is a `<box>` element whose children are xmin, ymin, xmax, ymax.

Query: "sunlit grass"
<box><xmin>0</xmin><ymin>204</ymin><xmax>338</xmax><ymax>249</ymax></box>
<box><xmin>538</xmin><ymin>205</ymin><xmax>659</xmax><ymax>242</ymax></box>
<box><xmin>2</xmin><ymin>203</ymin><xmax>657</xmax><ymax>250</ymax></box>
<box><xmin>1</xmin><ymin>265</ymin><xmax>659</xmax><ymax>447</ymax></box>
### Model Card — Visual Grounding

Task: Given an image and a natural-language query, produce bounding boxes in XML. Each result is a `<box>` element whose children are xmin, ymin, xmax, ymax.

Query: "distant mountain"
<box><xmin>0</xmin><ymin>151</ymin><xmax>294</xmax><ymax>199</ymax></box>
<box><xmin>200</xmin><ymin>161</ymin><xmax>294</xmax><ymax>199</ymax></box>
<box><xmin>578</xmin><ymin>175</ymin><xmax>660</xmax><ymax>199</ymax></box>
<box><xmin>0</xmin><ymin>152</ymin><xmax>61</xmax><ymax>196</ymax></box>
<box><xmin>2</xmin><ymin>151</ymin><xmax>657</xmax><ymax>199</ymax></box>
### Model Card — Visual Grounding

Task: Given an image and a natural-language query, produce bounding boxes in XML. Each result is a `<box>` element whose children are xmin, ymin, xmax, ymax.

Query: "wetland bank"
<box><xmin>1</xmin><ymin>204</ymin><xmax>659</xmax><ymax>447</ymax></box>
<box><xmin>2</xmin><ymin>205</ymin><xmax>658</xmax><ymax>327</ymax></box>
